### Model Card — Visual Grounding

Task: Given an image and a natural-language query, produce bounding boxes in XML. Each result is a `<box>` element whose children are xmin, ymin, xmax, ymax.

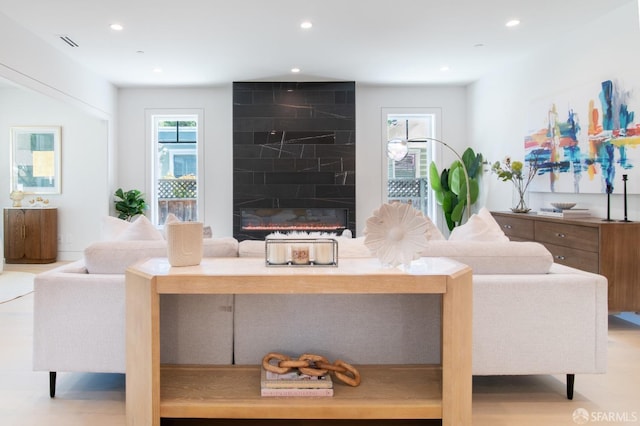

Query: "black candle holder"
<box><xmin>620</xmin><ymin>174</ymin><xmax>632</xmax><ymax>222</ymax></box>
<box><xmin>603</xmin><ymin>183</ymin><xmax>614</xmax><ymax>222</ymax></box>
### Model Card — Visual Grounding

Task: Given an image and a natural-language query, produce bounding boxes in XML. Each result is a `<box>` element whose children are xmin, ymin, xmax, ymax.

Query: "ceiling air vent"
<box><xmin>58</xmin><ymin>35</ymin><xmax>79</xmax><ymax>47</ymax></box>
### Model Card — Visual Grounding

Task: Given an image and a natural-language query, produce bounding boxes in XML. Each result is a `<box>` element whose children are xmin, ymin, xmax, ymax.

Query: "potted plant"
<box><xmin>429</xmin><ymin>147</ymin><xmax>483</xmax><ymax>231</ymax></box>
<box><xmin>114</xmin><ymin>188</ymin><xmax>148</xmax><ymax>221</ymax></box>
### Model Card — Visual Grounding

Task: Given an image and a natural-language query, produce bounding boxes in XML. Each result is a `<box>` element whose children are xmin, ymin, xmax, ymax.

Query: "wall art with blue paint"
<box><xmin>526</xmin><ymin>79</ymin><xmax>640</xmax><ymax>194</ymax></box>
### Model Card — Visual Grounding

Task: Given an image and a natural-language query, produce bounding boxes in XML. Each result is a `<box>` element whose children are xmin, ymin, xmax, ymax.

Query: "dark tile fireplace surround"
<box><xmin>233</xmin><ymin>81</ymin><xmax>356</xmax><ymax>241</ymax></box>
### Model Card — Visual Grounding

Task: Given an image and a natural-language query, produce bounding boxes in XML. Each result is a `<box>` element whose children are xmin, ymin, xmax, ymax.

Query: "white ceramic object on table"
<box><xmin>363</xmin><ymin>202</ymin><xmax>429</xmax><ymax>267</ymax></box>
<box><xmin>550</xmin><ymin>202</ymin><xmax>576</xmax><ymax>210</ymax></box>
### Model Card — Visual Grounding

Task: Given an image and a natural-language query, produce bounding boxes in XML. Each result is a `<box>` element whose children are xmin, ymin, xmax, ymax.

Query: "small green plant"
<box><xmin>429</xmin><ymin>147</ymin><xmax>483</xmax><ymax>231</ymax></box>
<box><xmin>114</xmin><ymin>188</ymin><xmax>148</xmax><ymax>221</ymax></box>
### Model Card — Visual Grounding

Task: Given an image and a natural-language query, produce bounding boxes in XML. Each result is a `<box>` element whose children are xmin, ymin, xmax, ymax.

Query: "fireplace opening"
<box><xmin>241</xmin><ymin>208</ymin><xmax>348</xmax><ymax>233</ymax></box>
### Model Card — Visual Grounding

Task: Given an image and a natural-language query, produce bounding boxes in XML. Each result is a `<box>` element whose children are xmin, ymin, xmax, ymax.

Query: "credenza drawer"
<box><xmin>542</xmin><ymin>242</ymin><xmax>599</xmax><ymax>273</ymax></box>
<box><xmin>534</xmin><ymin>221</ymin><xmax>599</xmax><ymax>252</ymax></box>
<box><xmin>493</xmin><ymin>215</ymin><xmax>534</xmax><ymax>240</ymax></box>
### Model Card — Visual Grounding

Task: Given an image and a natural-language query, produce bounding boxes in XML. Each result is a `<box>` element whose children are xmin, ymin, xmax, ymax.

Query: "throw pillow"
<box><xmin>100</xmin><ymin>216</ymin><xmax>131</xmax><ymax>240</ymax></box>
<box><xmin>115</xmin><ymin>215</ymin><xmax>164</xmax><ymax>241</ymax></box>
<box><xmin>477</xmin><ymin>207</ymin><xmax>507</xmax><ymax>238</ymax></box>
<box><xmin>161</xmin><ymin>213</ymin><xmax>213</xmax><ymax>238</ymax></box>
<box><xmin>161</xmin><ymin>213</ymin><xmax>181</xmax><ymax>239</ymax></box>
<box><xmin>424</xmin><ymin>215</ymin><xmax>446</xmax><ymax>241</ymax></box>
<box><xmin>448</xmin><ymin>209</ymin><xmax>508</xmax><ymax>242</ymax></box>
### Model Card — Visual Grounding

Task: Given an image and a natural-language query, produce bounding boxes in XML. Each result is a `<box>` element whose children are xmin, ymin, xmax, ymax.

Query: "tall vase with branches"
<box><xmin>491</xmin><ymin>156</ymin><xmax>540</xmax><ymax>213</ymax></box>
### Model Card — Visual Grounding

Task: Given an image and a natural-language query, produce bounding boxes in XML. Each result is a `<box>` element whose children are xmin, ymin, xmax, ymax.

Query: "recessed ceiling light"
<box><xmin>474</xmin><ymin>43</ymin><xmax>485</xmax><ymax>48</ymax></box>
<box><xmin>505</xmin><ymin>19</ymin><xmax>520</xmax><ymax>27</ymax></box>
<box><xmin>440</xmin><ymin>66</ymin><xmax>450</xmax><ymax>72</ymax></box>
<box><xmin>291</xmin><ymin>68</ymin><xmax>301</xmax><ymax>73</ymax></box>
<box><xmin>153</xmin><ymin>67</ymin><xmax>163</xmax><ymax>73</ymax></box>
<box><xmin>110</xmin><ymin>23</ymin><xmax>124</xmax><ymax>31</ymax></box>
<box><xmin>300</xmin><ymin>21</ymin><xmax>312</xmax><ymax>29</ymax></box>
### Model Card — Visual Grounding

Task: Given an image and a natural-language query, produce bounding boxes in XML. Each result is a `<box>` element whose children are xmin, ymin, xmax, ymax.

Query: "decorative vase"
<box><xmin>511</xmin><ymin>181</ymin><xmax>530</xmax><ymax>213</ymax></box>
<box><xmin>10</xmin><ymin>190</ymin><xmax>25</xmax><ymax>207</ymax></box>
<box><xmin>166</xmin><ymin>222</ymin><xmax>203</xmax><ymax>267</ymax></box>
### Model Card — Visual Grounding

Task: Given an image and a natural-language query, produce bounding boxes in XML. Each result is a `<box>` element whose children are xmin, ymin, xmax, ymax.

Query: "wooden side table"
<box><xmin>125</xmin><ymin>257</ymin><xmax>472</xmax><ymax>426</ymax></box>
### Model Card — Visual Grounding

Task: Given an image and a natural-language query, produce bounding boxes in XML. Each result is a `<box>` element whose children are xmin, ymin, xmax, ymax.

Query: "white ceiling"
<box><xmin>0</xmin><ymin>0</ymin><xmax>635</xmax><ymax>88</ymax></box>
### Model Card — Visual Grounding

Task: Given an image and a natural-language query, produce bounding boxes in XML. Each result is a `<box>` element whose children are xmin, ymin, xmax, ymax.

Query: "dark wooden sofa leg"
<box><xmin>567</xmin><ymin>374</ymin><xmax>575</xmax><ymax>400</ymax></box>
<box><xmin>49</xmin><ymin>372</ymin><xmax>57</xmax><ymax>398</ymax></box>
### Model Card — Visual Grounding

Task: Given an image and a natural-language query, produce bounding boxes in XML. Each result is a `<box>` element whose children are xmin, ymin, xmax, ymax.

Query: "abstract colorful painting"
<box><xmin>526</xmin><ymin>79</ymin><xmax>640</xmax><ymax>194</ymax></box>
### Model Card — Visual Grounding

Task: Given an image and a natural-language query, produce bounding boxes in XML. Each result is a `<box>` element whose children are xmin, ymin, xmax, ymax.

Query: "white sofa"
<box><xmin>33</xmin><ymin>234</ymin><xmax>607</xmax><ymax>400</ymax></box>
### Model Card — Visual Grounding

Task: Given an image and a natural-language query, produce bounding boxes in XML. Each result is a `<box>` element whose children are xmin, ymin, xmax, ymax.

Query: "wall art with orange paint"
<box><xmin>525</xmin><ymin>79</ymin><xmax>640</xmax><ymax>194</ymax></box>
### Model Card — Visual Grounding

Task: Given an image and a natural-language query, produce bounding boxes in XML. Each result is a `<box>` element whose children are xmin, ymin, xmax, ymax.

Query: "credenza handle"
<box><xmin>555</xmin><ymin>255</ymin><xmax>566</xmax><ymax>260</ymax></box>
<box><xmin>555</xmin><ymin>233</ymin><xmax>566</xmax><ymax>238</ymax></box>
<box><xmin>503</xmin><ymin>224</ymin><xmax>512</xmax><ymax>229</ymax></box>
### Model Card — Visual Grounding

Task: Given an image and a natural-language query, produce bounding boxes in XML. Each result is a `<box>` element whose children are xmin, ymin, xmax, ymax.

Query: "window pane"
<box><xmin>386</xmin><ymin>114</ymin><xmax>434</xmax><ymax>217</ymax></box>
<box><xmin>154</xmin><ymin>116</ymin><xmax>198</xmax><ymax>224</ymax></box>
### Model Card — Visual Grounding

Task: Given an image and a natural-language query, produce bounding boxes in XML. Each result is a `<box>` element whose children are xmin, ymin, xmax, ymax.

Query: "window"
<box><xmin>383</xmin><ymin>111</ymin><xmax>439</xmax><ymax>219</ymax></box>
<box><xmin>150</xmin><ymin>115</ymin><xmax>200</xmax><ymax>225</ymax></box>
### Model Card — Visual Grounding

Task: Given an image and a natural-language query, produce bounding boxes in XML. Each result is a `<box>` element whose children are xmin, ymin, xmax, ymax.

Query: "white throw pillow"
<box><xmin>115</xmin><ymin>215</ymin><xmax>164</xmax><ymax>241</ymax></box>
<box><xmin>161</xmin><ymin>213</ymin><xmax>181</xmax><ymax>239</ymax></box>
<box><xmin>449</xmin><ymin>208</ymin><xmax>508</xmax><ymax>242</ymax></box>
<box><xmin>161</xmin><ymin>213</ymin><xmax>213</xmax><ymax>239</ymax></box>
<box><xmin>100</xmin><ymin>216</ymin><xmax>131</xmax><ymax>240</ymax></box>
<box><xmin>424</xmin><ymin>215</ymin><xmax>446</xmax><ymax>241</ymax></box>
<box><xmin>477</xmin><ymin>207</ymin><xmax>507</xmax><ymax>238</ymax></box>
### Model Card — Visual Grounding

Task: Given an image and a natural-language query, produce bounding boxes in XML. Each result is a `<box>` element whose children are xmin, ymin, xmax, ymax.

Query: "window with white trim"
<box><xmin>384</xmin><ymin>112</ymin><xmax>437</xmax><ymax>218</ymax></box>
<box><xmin>151</xmin><ymin>115</ymin><xmax>199</xmax><ymax>226</ymax></box>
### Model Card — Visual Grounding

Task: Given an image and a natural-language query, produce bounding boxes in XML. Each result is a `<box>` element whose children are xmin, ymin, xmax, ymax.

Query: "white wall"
<box><xmin>117</xmin><ymin>84</ymin><xmax>468</xmax><ymax>237</ymax></box>
<box><xmin>0</xmin><ymin>12</ymin><xmax>117</xmax><ymax>119</ymax></box>
<box><xmin>117</xmin><ymin>86</ymin><xmax>234</xmax><ymax>237</ymax></box>
<box><xmin>468</xmin><ymin>1</ymin><xmax>640</xmax><ymax>220</ymax></box>
<box><xmin>0</xmin><ymin>11</ymin><xmax>118</xmax><ymax>261</ymax></box>
<box><xmin>0</xmin><ymin>87</ymin><xmax>109</xmax><ymax>260</ymax></box>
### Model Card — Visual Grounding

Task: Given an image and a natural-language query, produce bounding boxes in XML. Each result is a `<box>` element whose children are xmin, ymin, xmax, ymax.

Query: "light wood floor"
<box><xmin>1</xmin><ymin>262</ymin><xmax>639</xmax><ymax>425</ymax></box>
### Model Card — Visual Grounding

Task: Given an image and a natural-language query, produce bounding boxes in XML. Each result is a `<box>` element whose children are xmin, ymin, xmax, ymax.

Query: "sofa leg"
<box><xmin>566</xmin><ymin>374</ymin><xmax>575</xmax><ymax>400</ymax></box>
<box><xmin>49</xmin><ymin>372</ymin><xmax>57</xmax><ymax>398</ymax></box>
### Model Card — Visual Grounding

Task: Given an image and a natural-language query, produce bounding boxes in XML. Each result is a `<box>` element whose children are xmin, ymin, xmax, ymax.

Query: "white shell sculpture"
<box><xmin>363</xmin><ymin>203</ymin><xmax>429</xmax><ymax>267</ymax></box>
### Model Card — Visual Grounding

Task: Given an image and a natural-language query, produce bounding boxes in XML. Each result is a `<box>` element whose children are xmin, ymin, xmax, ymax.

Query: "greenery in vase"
<box><xmin>429</xmin><ymin>147</ymin><xmax>483</xmax><ymax>231</ymax></box>
<box><xmin>491</xmin><ymin>156</ymin><xmax>540</xmax><ymax>213</ymax></box>
<box><xmin>114</xmin><ymin>188</ymin><xmax>148</xmax><ymax>221</ymax></box>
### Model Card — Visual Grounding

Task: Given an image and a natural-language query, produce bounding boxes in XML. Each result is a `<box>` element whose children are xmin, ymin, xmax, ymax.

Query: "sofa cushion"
<box><xmin>420</xmin><ymin>241</ymin><xmax>552</xmax><ymax>274</ymax></box>
<box><xmin>85</xmin><ymin>237</ymin><xmax>239</xmax><ymax>274</ymax></box>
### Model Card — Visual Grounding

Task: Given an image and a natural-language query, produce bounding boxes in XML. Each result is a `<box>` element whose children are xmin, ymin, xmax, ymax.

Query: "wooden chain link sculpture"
<box><xmin>262</xmin><ymin>352</ymin><xmax>361</xmax><ymax>387</ymax></box>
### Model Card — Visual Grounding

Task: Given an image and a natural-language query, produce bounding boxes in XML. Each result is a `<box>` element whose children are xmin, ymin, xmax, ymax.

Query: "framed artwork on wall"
<box><xmin>525</xmin><ymin>79</ymin><xmax>640</xmax><ymax>194</ymax></box>
<box><xmin>10</xmin><ymin>126</ymin><xmax>62</xmax><ymax>194</ymax></box>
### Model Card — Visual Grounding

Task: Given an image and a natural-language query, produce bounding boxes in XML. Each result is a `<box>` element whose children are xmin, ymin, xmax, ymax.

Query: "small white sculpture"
<box><xmin>363</xmin><ymin>202</ymin><xmax>429</xmax><ymax>267</ymax></box>
<box><xmin>10</xmin><ymin>190</ymin><xmax>25</xmax><ymax>207</ymax></box>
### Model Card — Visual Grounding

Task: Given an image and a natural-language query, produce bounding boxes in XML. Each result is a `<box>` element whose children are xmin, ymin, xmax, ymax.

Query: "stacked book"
<box><xmin>538</xmin><ymin>207</ymin><xmax>591</xmax><ymax>218</ymax></box>
<box><xmin>260</xmin><ymin>367</ymin><xmax>334</xmax><ymax>397</ymax></box>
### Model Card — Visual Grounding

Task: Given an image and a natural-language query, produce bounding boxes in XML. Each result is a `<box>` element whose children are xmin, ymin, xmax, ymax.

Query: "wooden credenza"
<box><xmin>492</xmin><ymin>211</ymin><xmax>640</xmax><ymax>312</ymax></box>
<box><xmin>125</xmin><ymin>257</ymin><xmax>472</xmax><ymax>426</ymax></box>
<box><xmin>3</xmin><ymin>208</ymin><xmax>58</xmax><ymax>264</ymax></box>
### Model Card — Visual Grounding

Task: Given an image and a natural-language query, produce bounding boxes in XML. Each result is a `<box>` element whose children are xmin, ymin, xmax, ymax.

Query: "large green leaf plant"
<box><xmin>429</xmin><ymin>147</ymin><xmax>483</xmax><ymax>231</ymax></box>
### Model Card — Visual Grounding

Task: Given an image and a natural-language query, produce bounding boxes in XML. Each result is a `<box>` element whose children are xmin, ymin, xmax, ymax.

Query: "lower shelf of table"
<box><xmin>161</xmin><ymin>364</ymin><xmax>443</xmax><ymax>419</ymax></box>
